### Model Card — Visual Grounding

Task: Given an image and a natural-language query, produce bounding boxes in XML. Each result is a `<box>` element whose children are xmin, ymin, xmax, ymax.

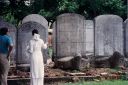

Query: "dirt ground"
<box><xmin>8</xmin><ymin>65</ymin><xmax>128</xmax><ymax>80</ymax></box>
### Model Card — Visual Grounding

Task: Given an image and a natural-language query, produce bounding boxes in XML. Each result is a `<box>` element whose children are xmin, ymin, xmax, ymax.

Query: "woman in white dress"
<box><xmin>27</xmin><ymin>29</ymin><xmax>47</xmax><ymax>85</ymax></box>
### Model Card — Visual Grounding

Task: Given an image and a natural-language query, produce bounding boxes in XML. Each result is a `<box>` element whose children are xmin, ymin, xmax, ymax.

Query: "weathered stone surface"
<box><xmin>22</xmin><ymin>14</ymin><xmax>48</xmax><ymax>29</ymax></box>
<box><xmin>95</xmin><ymin>56</ymin><xmax>110</xmax><ymax>68</ymax></box>
<box><xmin>0</xmin><ymin>18</ymin><xmax>16</xmax><ymax>65</ymax></box>
<box><xmin>72</xmin><ymin>54</ymin><xmax>82</xmax><ymax>70</ymax></box>
<box><xmin>17</xmin><ymin>21</ymin><xmax>48</xmax><ymax>64</ymax></box>
<box><xmin>94</xmin><ymin>15</ymin><xmax>123</xmax><ymax>57</ymax></box>
<box><xmin>55</xmin><ymin>54</ymin><xmax>90</xmax><ymax>70</ymax></box>
<box><xmin>95</xmin><ymin>51</ymin><xmax>124</xmax><ymax>68</ymax></box>
<box><xmin>52</xmin><ymin>22</ymin><xmax>57</xmax><ymax>60</ymax></box>
<box><xmin>55</xmin><ymin>54</ymin><xmax>82</xmax><ymax>70</ymax></box>
<box><xmin>55</xmin><ymin>56</ymin><xmax>74</xmax><ymax>69</ymax></box>
<box><xmin>124</xmin><ymin>19</ymin><xmax>128</xmax><ymax>58</ymax></box>
<box><xmin>124</xmin><ymin>58</ymin><xmax>128</xmax><ymax>67</ymax></box>
<box><xmin>53</xmin><ymin>13</ymin><xmax>86</xmax><ymax>58</ymax></box>
<box><xmin>109</xmin><ymin>51</ymin><xmax>124</xmax><ymax>68</ymax></box>
<box><xmin>78</xmin><ymin>58</ymin><xmax>90</xmax><ymax>70</ymax></box>
<box><xmin>85</xmin><ymin>20</ymin><xmax>94</xmax><ymax>57</ymax></box>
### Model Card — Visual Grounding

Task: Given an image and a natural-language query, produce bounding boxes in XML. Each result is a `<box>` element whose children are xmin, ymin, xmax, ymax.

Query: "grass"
<box><xmin>64</xmin><ymin>80</ymin><xmax>128</xmax><ymax>85</ymax></box>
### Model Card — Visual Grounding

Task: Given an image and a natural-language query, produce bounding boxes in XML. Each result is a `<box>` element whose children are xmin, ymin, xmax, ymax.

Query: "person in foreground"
<box><xmin>0</xmin><ymin>27</ymin><xmax>13</xmax><ymax>85</ymax></box>
<box><xmin>27</xmin><ymin>29</ymin><xmax>47</xmax><ymax>85</ymax></box>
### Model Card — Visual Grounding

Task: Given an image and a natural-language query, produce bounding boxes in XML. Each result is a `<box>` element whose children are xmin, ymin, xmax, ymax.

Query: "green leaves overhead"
<box><xmin>0</xmin><ymin>0</ymin><xmax>126</xmax><ymax>25</ymax></box>
<box><xmin>58</xmin><ymin>0</ymin><xmax>79</xmax><ymax>12</ymax></box>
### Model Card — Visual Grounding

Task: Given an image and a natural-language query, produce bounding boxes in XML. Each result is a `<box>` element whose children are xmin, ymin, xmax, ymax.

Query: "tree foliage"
<box><xmin>57</xmin><ymin>0</ymin><xmax>79</xmax><ymax>12</ymax></box>
<box><xmin>2</xmin><ymin>12</ymin><xmax>18</xmax><ymax>25</ymax></box>
<box><xmin>77</xmin><ymin>0</ymin><xmax>126</xmax><ymax>19</ymax></box>
<box><xmin>0</xmin><ymin>0</ymin><xmax>126</xmax><ymax>25</ymax></box>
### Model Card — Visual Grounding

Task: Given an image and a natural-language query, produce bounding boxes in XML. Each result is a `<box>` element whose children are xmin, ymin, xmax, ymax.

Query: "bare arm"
<box><xmin>42</xmin><ymin>40</ymin><xmax>48</xmax><ymax>49</ymax></box>
<box><xmin>43</xmin><ymin>42</ymin><xmax>48</xmax><ymax>49</ymax></box>
<box><xmin>7</xmin><ymin>45</ymin><xmax>13</xmax><ymax>60</ymax></box>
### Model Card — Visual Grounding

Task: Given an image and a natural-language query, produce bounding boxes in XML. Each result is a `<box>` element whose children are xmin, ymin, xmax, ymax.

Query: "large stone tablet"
<box><xmin>85</xmin><ymin>20</ymin><xmax>94</xmax><ymax>56</ymax></box>
<box><xmin>124</xmin><ymin>19</ymin><xmax>128</xmax><ymax>58</ymax></box>
<box><xmin>17</xmin><ymin>21</ymin><xmax>48</xmax><ymax>64</ymax></box>
<box><xmin>94</xmin><ymin>15</ymin><xmax>123</xmax><ymax>57</ymax></box>
<box><xmin>52</xmin><ymin>13</ymin><xmax>86</xmax><ymax>58</ymax></box>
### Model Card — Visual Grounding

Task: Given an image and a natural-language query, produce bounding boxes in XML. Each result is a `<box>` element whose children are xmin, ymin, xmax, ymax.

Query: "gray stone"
<box><xmin>52</xmin><ymin>13</ymin><xmax>86</xmax><ymax>58</ymax></box>
<box><xmin>124</xmin><ymin>58</ymin><xmax>128</xmax><ymax>67</ymax></box>
<box><xmin>0</xmin><ymin>18</ymin><xmax>16</xmax><ymax>65</ymax></box>
<box><xmin>85</xmin><ymin>20</ymin><xmax>94</xmax><ymax>57</ymax></box>
<box><xmin>124</xmin><ymin>19</ymin><xmax>128</xmax><ymax>58</ymax></box>
<box><xmin>94</xmin><ymin>51</ymin><xmax>124</xmax><ymax>68</ymax></box>
<box><xmin>22</xmin><ymin>14</ymin><xmax>48</xmax><ymax>29</ymax></box>
<box><xmin>79</xmin><ymin>58</ymin><xmax>90</xmax><ymax>70</ymax></box>
<box><xmin>94</xmin><ymin>56</ymin><xmax>110</xmax><ymax>68</ymax></box>
<box><xmin>52</xmin><ymin>22</ymin><xmax>57</xmax><ymax>59</ymax></box>
<box><xmin>55</xmin><ymin>54</ymin><xmax>82</xmax><ymax>70</ymax></box>
<box><xmin>109</xmin><ymin>51</ymin><xmax>124</xmax><ymax>68</ymax></box>
<box><xmin>55</xmin><ymin>56</ymin><xmax>74</xmax><ymax>69</ymax></box>
<box><xmin>72</xmin><ymin>54</ymin><xmax>82</xmax><ymax>70</ymax></box>
<box><xmin>94</xmin><ymin>15</ymin><xmax>123</xmax><ymax>57</ymax></box>
<box><xmin>17</xmin><ymin>21</ymin><xmax>48</xmax><ymax>64</ymax></box>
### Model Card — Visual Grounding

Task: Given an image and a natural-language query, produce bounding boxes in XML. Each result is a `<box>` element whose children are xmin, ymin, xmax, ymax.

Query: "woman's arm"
<box><xmin>27</xmin><ymin>41</ymin><xmax>33</xmax><ymax>54</ymax></box>
<box><xmin>42</xmin><ymin>40</ymin><xmax>48</xmax><ymax>49</ymax></box>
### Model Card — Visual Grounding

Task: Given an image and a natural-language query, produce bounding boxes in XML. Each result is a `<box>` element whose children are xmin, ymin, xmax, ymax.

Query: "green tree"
<box><xmin>31</xmin><ymin>0</ymin><xmax>45</xmax><ymax>13</ymax></box>
<box><xmin>2</xmin><ymin>12</ymin><xmax>18</xmax><ymax>25</ymax></box>
<box><xmin>39</xmin><ymin>0</ymin><xmax>79</xmax><ymax>21</ymax></box>
<box><xmin>38</xmin><ymin>0</ymin><xmax>58</xmax><ymax>21</ymax></box>
<box><xmin>57</xmin><ymin>0</ymin><xmax>79</xmax><ymax>13</ymax></box>
<box><xmin>9</xmin><ymin>0</ymin><xmax>31</xmax><ymax>21</ymax></box>
<box><xmin>38</xmin><ymin>9</ymin><xmax>54</xmax><ymax>21</ymax></box>
<box><xmin>0</xmin><ymin>0</ymin><xmax>127</xmax><ymax>25</ymax></box>
<box><xmin>77</xmin><ymin>0</ymin><xmax>126</xmax><ymax>19</ymax></box>
<box><xmin>0</xmin><ymin>0</ymin><xmax>10</xmax><ymax>15</ymax></box>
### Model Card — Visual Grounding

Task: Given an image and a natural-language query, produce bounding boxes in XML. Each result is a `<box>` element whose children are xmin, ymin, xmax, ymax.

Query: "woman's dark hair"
<box><xmin>32</xmin><ymin>29</ymin><xmax>39</xmax><ymax>36</ymax></box>
<box><xmin>0</xmin><ymin>27</ymin><xmax>8</xmax><ymax>35</ymax></box>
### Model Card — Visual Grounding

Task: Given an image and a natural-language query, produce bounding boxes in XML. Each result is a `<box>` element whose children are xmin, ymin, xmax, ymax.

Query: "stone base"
<box><xmin>94</xmin><ymin>56</ymin><xmax>110</xmax><ymax>68</ymax></box>
<box><xmin>79</xmin><ymin>58</ymin><xmax>90</xmax><ymax>70</ymax></box>
<box><xmin>54</xmin><ymin>56</ymin><xmax>90</xmax><ymax>70</ymax></box>
<box><xmin>124</xmin><ymin>58</ymin><xmax>128</xmax><ymax>67</ymax></box>
<box><xmin>16</xmin><ymin>64</ymin><xmax>30</xmax><ymax>72</ymax></box>
<box><xmin>54</xmin><ymin>56</ymin><xmax>74</xmax><ymax>70</ymax></box>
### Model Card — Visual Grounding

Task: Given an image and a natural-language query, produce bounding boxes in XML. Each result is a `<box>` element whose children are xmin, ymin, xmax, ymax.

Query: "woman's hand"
<box><xmin>46</xmin><ymin>42</ymin><xmax>48</xmax><ymax>45</ymax></box>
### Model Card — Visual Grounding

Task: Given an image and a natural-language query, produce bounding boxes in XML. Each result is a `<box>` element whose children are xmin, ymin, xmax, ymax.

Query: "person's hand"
<box><xmin>7</xmin><ymin>54</ymin><xmax>10</xmax><ymax>61</ymax></box>
<box><xmin>7</xmin><ymin>55</ymin><xmax>11</xmax><ymax>65</ymax></box>
<box><xmin>46</xmin><ymin>42</ymin><xmax>48</xmax><ymax>45</ymax></box>
<box><xmin>7</xmin><ymin>57</ymin><xmax>9</xmax><ymax>61</ymax></box>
